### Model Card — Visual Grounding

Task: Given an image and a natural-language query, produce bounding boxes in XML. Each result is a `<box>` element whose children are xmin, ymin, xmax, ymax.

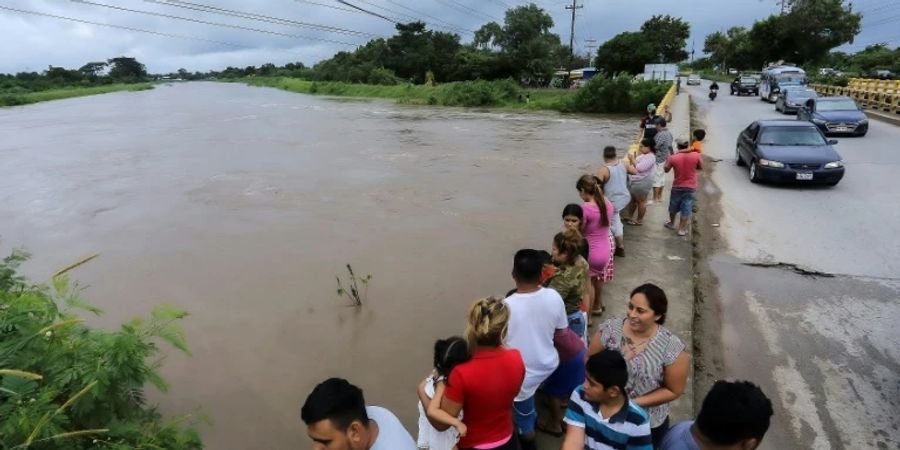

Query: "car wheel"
<box><xmin>749</xmin><ymin>161</ymin><xmax>761</xmax><ymax>183</ymax></box>
<box><xmin>736</xmin><ymin>147</ymin><xmax>746</xmax><ymax>166</ymax></box>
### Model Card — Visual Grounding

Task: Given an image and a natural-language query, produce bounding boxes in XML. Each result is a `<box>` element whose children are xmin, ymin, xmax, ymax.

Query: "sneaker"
<box><xmin>645</xmin><ymin>200</ymin><xmax>655</xmax><ymax>205</ymax></box>
<box><xmin>677</xmin><ymin>229</ymin><xmax>688</xmax><ymax>237</ymax></box>
<box><xmin>664</xmin><ymin>221</ymin><xmax>676</xmax><ymax>230</ymax></box>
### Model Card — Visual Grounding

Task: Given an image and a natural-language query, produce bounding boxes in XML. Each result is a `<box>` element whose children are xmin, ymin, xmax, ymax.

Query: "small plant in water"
<box><xmin>335</xmin><ymin>264</ymin><xmax>372</xmax><ymax>306</ymax></box>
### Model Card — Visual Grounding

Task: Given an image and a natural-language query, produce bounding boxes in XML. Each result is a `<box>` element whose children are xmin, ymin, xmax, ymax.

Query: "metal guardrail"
<box><xmin>811</xmin><ymin>78</ymin><xmax>900</xmax><ymax>114</ymax></box>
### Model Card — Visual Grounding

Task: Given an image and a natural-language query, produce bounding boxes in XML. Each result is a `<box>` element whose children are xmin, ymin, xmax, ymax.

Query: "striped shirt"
<box><xmin>563</xmin><ymin>386</ymin><xmax>653</xmax><ymax>450</ymax></box>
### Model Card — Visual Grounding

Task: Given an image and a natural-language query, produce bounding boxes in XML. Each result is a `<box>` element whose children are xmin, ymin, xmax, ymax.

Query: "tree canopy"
<box><xmin>595</xmin><ymin>15</ymin><xmax>691</xmax><ymax>75</ymax></box>
<box><xmin>701</xmin><ymin>0</ymin><xmax>860</xmax><ymax>69</ymax></box>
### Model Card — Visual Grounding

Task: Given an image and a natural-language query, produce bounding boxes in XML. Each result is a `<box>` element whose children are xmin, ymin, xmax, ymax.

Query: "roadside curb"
<box><xmin>865</xmin><ymin>109</ymin><xmax>900</xmax><ymax>127</ymax></box>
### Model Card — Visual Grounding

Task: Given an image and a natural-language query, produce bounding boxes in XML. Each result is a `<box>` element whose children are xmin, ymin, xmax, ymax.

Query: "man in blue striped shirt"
<box><xmin>562</xmin><ymin>349</ymin><xmax>653</xmax><ymax>450</ymax></box>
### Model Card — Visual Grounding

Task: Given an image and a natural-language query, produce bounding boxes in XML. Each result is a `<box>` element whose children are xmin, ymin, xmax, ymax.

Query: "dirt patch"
<box><xmin>689</xmin><ymin>99</ymin><xmax>728</xmax><ymax>410</ymax></box>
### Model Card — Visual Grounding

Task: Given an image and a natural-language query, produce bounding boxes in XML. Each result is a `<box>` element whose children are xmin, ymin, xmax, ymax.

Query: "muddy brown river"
<box><xmin>0</xmin><ymin>82</ymin><xmax>634</xmax><ymax>448</ymax></box>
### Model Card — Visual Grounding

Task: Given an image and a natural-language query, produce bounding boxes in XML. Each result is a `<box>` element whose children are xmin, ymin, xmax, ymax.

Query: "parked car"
<box><xmin>870</xmin><ymin>69</ymin><xmax>894</xmax><ymax>80</ymax></box>
<box><xmin>735</xmin><ymin>120</ymin><xmax>844</xmax><ymax>186</ymax></box>
<box><xmin>775</xmin><ymin>88</ymin><xmax>817</xmax><ymax>114</ymax></box>
<box><xmin>797</xmin><ymin>96</ymin><xmax>868</xmax><ymax>137</ymax></box>
<box><xmin>686</xmin><ymin>74</ymin><xmax>701</xmax><ymax>85</ymax></box>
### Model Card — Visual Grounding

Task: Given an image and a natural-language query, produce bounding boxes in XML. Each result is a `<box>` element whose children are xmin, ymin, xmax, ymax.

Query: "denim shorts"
<box><xmin>669</xmin><ymin>187</ymin><xmax>695</xmax><ymax>217</ymax></box>
<box><xmin>513</xmin><ymin>395</ymin><xmax>537</xmax><ymax>435</ymax></box>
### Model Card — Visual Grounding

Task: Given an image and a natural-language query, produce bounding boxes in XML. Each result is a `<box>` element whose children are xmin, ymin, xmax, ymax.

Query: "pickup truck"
<box><xmin>731</xmin><ymin>77</ymin><xmax>760</xmax><ymax>96</ymax></box>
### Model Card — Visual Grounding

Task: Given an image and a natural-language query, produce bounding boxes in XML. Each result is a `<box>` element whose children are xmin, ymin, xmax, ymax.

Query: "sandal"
<box><xmin>591</xmin><ymin>306</ymin><xmax>606</xmax><ymax>316</ymax></box>
<box><xmin>625</xmin><ymin>220</ymin><xmax>643</xmax><ymax>226</ymax></box>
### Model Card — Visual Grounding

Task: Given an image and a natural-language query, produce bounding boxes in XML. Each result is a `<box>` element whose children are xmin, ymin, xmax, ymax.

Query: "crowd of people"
<box><xmin>299</xmin><ymin>104</ymin><xmax>774</xmax><ymax>450</ymax></box>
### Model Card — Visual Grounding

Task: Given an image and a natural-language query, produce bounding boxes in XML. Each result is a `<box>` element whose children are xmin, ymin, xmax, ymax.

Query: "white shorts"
<box><xmin>653</xmin><ymin>163</ymin><xmax>666</xmax><ymax>188</ymax></box>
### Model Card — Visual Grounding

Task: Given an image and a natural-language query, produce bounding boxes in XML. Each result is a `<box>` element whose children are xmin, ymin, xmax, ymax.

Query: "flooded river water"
<box><xmin>0</xmin><ymin>82</ymin><xmax>634</xmax><ymax>448</ymax></box>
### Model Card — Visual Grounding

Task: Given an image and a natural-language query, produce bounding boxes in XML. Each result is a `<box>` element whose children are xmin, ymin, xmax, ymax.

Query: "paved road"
<box><xmin>689</xmin><ymin>82</ymin><xmax>900</xmax><ymax>449</ymax></box>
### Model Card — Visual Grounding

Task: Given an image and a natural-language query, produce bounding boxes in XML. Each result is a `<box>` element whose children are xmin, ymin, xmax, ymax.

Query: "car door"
<box><xmin>738</xmin><ymin>123</ymin><xmax>760</xmax><ymax>161</ymax></box>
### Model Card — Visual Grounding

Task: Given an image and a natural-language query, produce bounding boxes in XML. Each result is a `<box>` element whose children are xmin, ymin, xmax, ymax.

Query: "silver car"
<box><xmin>776</xmin><ymin>88</ymin><xmax>817</xmax><ymax>114</ymax></box>
<box><xmin>686</xmin><ymin>74</ymin><xmax>701</xmax><ymax>85</ymax></box>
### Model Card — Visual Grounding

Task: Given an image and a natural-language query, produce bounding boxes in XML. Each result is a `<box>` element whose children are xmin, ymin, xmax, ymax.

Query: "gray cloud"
<box><xmin>0</xmin><ymin>0</ymin><xmax>895</xmax><ymax>74</ymax></box>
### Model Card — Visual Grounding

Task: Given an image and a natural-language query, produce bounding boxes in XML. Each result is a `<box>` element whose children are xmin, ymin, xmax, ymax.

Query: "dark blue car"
<box><xmin>797</xmin><ymin>96</ymin><xmax>869</xmax><ymax>137</ymax></box>
<box><xmin>736</xmin><ymin>120</ymin><xmax>845</xmax><ymax>186</ymax></box>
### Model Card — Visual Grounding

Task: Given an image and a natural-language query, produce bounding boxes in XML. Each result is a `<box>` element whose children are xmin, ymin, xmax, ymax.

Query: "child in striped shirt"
<box><xmin>561</xmin><ymin>349</ymin><xmax>653</xmax><ymax>450</ymax></box>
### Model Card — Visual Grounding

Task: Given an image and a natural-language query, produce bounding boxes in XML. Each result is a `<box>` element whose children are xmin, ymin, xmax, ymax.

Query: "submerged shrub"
<box><xmin>438</xmin><ymin>79</ymin><xmax>522</xmax><ymax>107</ymax></box>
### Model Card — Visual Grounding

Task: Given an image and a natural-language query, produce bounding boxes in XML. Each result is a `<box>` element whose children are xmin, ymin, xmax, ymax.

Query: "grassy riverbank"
<box><xmin>0</xmin><ymin>83</ymin><xmax>155</xmax><ymax>107</ymax></box>
<box><xmin>242</xmin><ymin>77</ymin><xmax>670</xmax><ymax>114</ymax></box>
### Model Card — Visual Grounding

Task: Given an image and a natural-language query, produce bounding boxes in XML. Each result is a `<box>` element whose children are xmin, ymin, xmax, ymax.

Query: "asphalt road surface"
<box><xmin>689</xmin><ymin>81</ymin><xmax>900</xmax><ymax>450</ymax></box>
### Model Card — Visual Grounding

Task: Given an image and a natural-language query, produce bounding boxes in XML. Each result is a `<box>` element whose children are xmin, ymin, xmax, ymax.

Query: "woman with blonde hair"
<box><xmin>428</xmin><ymin>297</ymin><xmax>525</xmax><ymax>450</ymax></box>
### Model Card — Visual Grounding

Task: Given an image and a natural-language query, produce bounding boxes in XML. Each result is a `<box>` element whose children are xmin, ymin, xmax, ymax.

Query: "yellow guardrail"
<box><xmin>811</xmin><ymin>78</ymin><xmax>900</xmax><ymax>114</ymax></box>
<box><xmin>629</xmin><ymin>82</ymin><xmax>677</xmax><ymax>155</ymax></box>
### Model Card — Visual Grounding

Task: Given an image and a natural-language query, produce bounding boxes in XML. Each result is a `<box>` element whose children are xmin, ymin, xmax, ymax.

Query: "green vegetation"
<box><xmin>244</xmin><ymin>76</ymin><xmax>669</xmax><ymax>114</ymax></box>
<box><xmin>595</xmin><ymin>15</ymin><xmax>692</xmax><ymax>76</ymax></box>
<box><xmin>697</xmin><ymin>0</ymin><xmax>862</xmax><ymax>70</ymax></box>
<box><xmin>0</xmin><ymin>84</ymin><xmax>154</xmax><ymax>107</ymax></box>
<box><xmin>217</xmin><ymin>5</ymin><xmax>585</xmax><ymax>87</ymax></box>
<box><xmin>1</xmin><ymin>56</ymin><xmax>151</xmax><ymax>107</ymax></box>
<box><xmin>0</xmin><ymin>250</ymin><xmax>203</xmax><ymax>449</ymax></box>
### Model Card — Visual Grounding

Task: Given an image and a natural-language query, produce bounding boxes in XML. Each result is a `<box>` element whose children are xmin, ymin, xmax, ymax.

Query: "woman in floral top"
<box><xmin>587</xmin><ymin>283</ymin><xmax>690</xmax><ymax>448</ymax></box>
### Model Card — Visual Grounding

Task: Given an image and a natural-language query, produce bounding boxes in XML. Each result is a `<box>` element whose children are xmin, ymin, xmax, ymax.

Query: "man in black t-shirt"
<box><xmin>640</xmin><ymin>103</ymin><xmax>661</xmax><ymax>140</ymax></box>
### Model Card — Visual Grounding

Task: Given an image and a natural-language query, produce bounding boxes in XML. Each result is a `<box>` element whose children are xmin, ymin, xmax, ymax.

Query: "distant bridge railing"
<box><xmin>811</xmin><ymin>78</ymin><xmax>900</xmax><ymax>115</ymax></box>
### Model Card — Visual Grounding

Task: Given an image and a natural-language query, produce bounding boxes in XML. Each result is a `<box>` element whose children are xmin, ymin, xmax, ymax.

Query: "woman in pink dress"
<box><xmin>576</xmin><ymin>174</ymin><xmax>615</xmax><ymax>319</ymax></box>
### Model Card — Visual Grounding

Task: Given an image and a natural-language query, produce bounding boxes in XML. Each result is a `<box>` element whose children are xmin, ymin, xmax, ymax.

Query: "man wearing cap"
<box><xmin>664</xmin><ymin>136</ymin><xmax>703</xmax><ymax>237</ymax></box>
<box><xmin>639</xmin><ymin>104</ymin><xmax>661</xmax><ymax>141</ymax></box>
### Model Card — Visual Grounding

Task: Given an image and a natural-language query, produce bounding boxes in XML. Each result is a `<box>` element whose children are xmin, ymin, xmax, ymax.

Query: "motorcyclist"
<box><xmin>710</xmin><ymin>81</ymin><xmax>720</xmax><ymax>92</ymax></box>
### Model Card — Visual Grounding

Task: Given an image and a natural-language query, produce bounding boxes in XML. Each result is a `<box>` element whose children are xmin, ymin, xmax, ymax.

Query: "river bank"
<box><xmin>239</xmin><ymin>76</ymin><xmax>669</xmax><ymax>114</ymax></box>
<box><xmin>0</xmin><ymin>83</ymin><xmax>154</xmax><ymax>107</ymax></box>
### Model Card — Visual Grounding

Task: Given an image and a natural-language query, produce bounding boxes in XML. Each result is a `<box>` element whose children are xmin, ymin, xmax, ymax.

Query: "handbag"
<box><xmin>553</xmin><ymin>327</ymin><xmax>585</xmax><ymax>363</ymax></box>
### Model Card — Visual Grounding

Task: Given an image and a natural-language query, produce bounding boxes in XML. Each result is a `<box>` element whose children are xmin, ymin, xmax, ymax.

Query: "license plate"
<box><xmin>835</xmin><ymin>127</ymin><xmax>850</xmax><ymax>132</ymax></box>
<box><xmin>796</xmin><ymin>172</ymin><xmax>814</xmax><ymax>180</ymax></box>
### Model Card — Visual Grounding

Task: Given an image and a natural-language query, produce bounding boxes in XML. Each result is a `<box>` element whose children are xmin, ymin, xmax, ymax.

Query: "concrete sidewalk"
<box><xmin>536</xmin><ymin>91</ymin><xmax>695</xmax><ymax>448</ymax></box>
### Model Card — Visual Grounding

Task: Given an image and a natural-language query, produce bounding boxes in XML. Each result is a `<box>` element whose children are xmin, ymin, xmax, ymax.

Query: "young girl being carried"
<box><xmin>417</xmin><ymin>336</ymin><xmax>470</xmax><ymax>450</ymax></box>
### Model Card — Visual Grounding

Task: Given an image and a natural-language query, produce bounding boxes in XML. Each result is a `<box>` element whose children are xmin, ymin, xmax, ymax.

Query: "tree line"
<box><xmin>0</xmin><ymin>57</ymin><xmax>148</xmax><ymax>93</ymax></box>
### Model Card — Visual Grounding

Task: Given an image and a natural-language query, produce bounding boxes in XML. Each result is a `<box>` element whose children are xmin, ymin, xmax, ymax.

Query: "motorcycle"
<box><xmin>709</xmin><ymin>88</ymin><xmax>718</xmax><ymax>101</ymax></box>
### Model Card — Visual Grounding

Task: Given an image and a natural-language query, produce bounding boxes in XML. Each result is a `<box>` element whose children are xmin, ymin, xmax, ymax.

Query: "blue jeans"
<box><xmin>668</xmin><ymin>187</ymin><xmax>695</xmax><ymax>218</ymax></box>
<box><xmin>513</xmin><ymin>395</ymin><xmax>537</xmax><ymax>435</ymax></box>
<box><xmin>567</xmin><ymin>312</ymin><xmax>586</xmax><ymax>338</ymax></box>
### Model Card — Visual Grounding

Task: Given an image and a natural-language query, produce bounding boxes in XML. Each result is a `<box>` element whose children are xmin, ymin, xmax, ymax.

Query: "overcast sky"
<box><xmin>1</xmin><ymin>0</ymin><xmax>897</xmax><ymax>74</ymax></box>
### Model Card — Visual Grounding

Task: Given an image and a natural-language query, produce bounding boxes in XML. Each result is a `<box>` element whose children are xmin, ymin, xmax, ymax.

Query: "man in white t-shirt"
<box><xmin>302</xmin><ymin>377</ymin><xmax>417</xmax><ymax>450</ymax></box>
<box><xmin>504</xmin><ymin>249</ymin><xmax>568</xmax><ymax>450</ymax></box>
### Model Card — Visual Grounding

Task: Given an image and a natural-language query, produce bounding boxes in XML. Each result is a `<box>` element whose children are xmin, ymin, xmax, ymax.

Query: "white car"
<box><xmin>686</xmin><ymin>74</ymin><xmax>701</xmax><ymax>85</ymax></box>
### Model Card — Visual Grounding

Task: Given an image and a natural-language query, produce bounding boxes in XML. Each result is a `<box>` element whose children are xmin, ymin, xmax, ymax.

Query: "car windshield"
<box><xmin>790</xmin><ymin>91</ymin><xmax>817</xmax><ymax>100</ymax></box>
<box><xmin>689</xmin><ymin>75</ymin><xmax>700</xmax><ymax>80</ymax></box>
<box><xmin>758</xmin><ymin>127</ymin><xmax>827</xmax><ymax>146</ymax></box>
<box><xmin>817</xmin><ymin>100</ymin><xmax>858</xmax><ymax>111</ymax></box>
<box><xmin>740</xmin><ymin>77</ymin><xmax>757</xmax><ymax>83</ymax></box>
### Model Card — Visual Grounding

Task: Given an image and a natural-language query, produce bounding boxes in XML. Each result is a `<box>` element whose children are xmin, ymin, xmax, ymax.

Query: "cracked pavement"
<box><xmin>689</xmin><ymin>82</ymin><xmax>900</xmax><ymax>450</ymax></box>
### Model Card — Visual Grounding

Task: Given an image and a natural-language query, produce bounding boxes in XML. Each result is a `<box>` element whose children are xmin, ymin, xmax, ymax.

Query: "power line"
<box><xmin>143</xmin><ymin>0</ymin><xmax>381</xmax><ymax>37</ymax></box>
<box><xmin>0</xmin><ymin>5</ymin><xmax>261</xmax><ymax>52</ymax></box>
<box><xmin>69</xmin><ymin>0</ymin><xmax>361</xmax><ymax>46</ymax></box>
<box><xmin>292</xmin><ymin>0</ymin><xmax>369</xmax><ymax>15</ymax></box>
<box><xmin>335</xmin><ymin>0</ymin><xmax>398</xmax><ymax>23</ymax></box>
<box><xmin>432</xmin><ymin>0</ymin><xmax>501</xmax><ymax>22</ymax></box>
<box><xmin>347</xmin><ymin>0</ymin><xmax>473</xmax><ymax>35</ymax></box>
<box><xmin>382</xmin><ymin>0</ymin><xmax>475</xmax><ymax>34</ymax></box>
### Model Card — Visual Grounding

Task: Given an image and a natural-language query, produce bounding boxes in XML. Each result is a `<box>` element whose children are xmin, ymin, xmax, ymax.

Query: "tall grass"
<box><xmin>0</xmin><ymin>83</ymin><xmax>154</xmax><ymax>107</ymax></box>
<box><xmin>242</xmin><ymin>77</ymin><xmax>669</xmax><ymax>114</ymax></box>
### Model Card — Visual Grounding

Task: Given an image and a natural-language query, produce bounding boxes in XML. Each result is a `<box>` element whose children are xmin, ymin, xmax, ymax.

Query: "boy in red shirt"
<box><xmin>664</xmin><ymin>137</ymin><xmax>703</xmax><ymax>236</ymax></box>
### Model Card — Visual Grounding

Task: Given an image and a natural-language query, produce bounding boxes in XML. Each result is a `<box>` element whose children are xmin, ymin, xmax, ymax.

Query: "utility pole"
<box><xmin>566</xmin><ymin>0</ymin><xmax>583</xmax><ymax>67</ymax></box>
<box><xmin>780</xmin><ymin>0</ymin><xmax>787</xmax><ymax>15</ymax></box>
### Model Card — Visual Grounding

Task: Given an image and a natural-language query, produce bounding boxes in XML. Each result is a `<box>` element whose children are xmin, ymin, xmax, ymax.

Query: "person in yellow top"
<box><xmin>690</xmin><ymin>129</ymin><xmax>706</xmax><ymax>154</ymax></box>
